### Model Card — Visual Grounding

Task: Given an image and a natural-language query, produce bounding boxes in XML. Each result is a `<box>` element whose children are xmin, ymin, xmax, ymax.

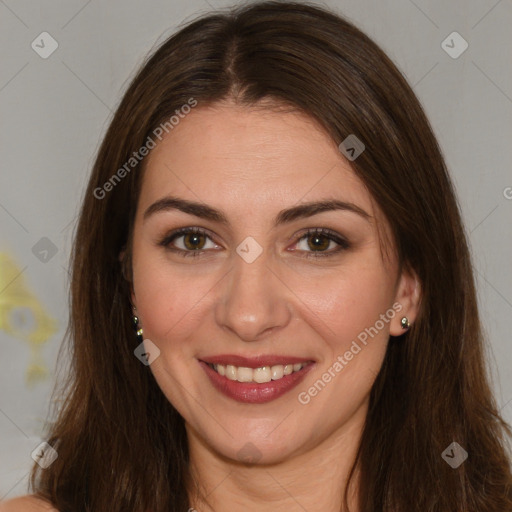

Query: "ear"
<box><xmin>119</xmin><ymin>248</ymin><xmax>136</xmax><ymax>308</ymax></box>
<box><xmin>389</xmin><ymin>266</ymin><xmax>421</xmax><ymax>336</ymax></box>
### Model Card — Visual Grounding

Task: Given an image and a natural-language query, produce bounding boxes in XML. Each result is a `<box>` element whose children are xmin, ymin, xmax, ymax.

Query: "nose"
<box><xmin>214</xmin><ymin>247</ymin><xmax>292</xmax><ymax>342</ymax></box>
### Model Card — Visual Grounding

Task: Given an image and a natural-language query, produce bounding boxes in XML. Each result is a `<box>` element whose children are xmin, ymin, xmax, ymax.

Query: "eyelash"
<box><xmin>158</xmin><ymin>227</ymin><xmax>350</xmax><ymax>259</ymax></box>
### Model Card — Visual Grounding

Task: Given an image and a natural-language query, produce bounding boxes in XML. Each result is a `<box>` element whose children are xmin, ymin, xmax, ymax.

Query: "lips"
<box><xmin>198</xmin><ymin>355</ymin><xmax>315</xmax><ymax>404</ymax></box>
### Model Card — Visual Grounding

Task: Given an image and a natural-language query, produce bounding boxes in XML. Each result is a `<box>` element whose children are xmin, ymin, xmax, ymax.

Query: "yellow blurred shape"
<box><xmin>0</xmin><ymin>252</ymin><xmax>58</xmax><ymax>386</ymax></box>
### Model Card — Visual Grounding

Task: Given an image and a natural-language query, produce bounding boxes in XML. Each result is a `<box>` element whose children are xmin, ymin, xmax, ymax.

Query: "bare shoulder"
<box><xmin>0</xmin><ymin>495</ymin><xmax>59</xmax><ymax>512</ymax></box>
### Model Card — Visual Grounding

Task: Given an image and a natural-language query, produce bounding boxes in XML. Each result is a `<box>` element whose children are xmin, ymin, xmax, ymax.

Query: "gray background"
<box><xmin>1</xmin><ymin>0</ymin><xmax>511</xmax><ymax>500</ymax></box>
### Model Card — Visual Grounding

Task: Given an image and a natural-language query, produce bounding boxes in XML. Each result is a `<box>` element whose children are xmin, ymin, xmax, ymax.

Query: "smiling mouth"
<box><xmin>205</xmin><ymin>361</ymin><xmax>312</xmax><ymax>383</ymax></box>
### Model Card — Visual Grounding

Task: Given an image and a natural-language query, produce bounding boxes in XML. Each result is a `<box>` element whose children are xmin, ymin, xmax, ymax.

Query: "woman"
<box><xmin>3</xmin><ymin>1</ymin><xmax>511</xmax><ymax>511</ymax></box>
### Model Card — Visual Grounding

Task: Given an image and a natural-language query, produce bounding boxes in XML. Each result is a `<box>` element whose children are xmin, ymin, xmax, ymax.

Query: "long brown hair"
<box><xmin>29</xmin><ymin>2</ymin><xmax>512</xmax><ymax>510</ymax></box>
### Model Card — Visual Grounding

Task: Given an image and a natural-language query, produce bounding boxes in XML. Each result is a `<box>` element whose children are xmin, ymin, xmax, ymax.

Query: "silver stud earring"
<box><xmin>400</xmin><ymin>317</ymin><xmax>410</xmax><ymax>330</ymax></box>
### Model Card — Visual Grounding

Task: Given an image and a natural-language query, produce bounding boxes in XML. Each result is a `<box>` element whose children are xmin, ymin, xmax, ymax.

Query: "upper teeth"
<box><xmin>211</xmin><ymin>362</ymin><xmax>308</xmax><ymax>383</ymax></box>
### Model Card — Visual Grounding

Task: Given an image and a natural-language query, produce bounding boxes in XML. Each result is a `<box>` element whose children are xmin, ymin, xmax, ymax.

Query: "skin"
<box><xmin>127</xmin><ymin>100</ymin><xmax>421</xmax><ymax>511</ymax></box>
<box><xmin>0</xmin><ymin>496</ymin><xmax>58</xmax><ymax>511</ymax></box>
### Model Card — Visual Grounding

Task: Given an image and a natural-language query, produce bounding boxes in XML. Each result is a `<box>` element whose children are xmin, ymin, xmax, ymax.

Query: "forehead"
<box><xmin>140</xmin><ymin>102</ymin><xmax>375</xmax><ymax>218</ymax></box>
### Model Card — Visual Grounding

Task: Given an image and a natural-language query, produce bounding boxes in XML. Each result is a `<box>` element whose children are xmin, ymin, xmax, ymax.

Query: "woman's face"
<box><xmin>128</xmin><ymin>101</ymin><xmax>419</xmax><ymax>464</ymax></box>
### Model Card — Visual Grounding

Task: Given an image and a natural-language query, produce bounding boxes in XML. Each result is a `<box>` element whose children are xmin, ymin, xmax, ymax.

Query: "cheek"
<box><xmin>292</xmin><ymin>263</ymin><xmax>395</xmax><ymax>417</ymax></box>
<box><xmin>294</xmin><ymin>260</ymin><xmax>396</xmax><ymax>354</ymax></box>
<box><xmin>131</xmin><ymin>251</ymin><xmax>217</xmax><ymax>349</ymax></box>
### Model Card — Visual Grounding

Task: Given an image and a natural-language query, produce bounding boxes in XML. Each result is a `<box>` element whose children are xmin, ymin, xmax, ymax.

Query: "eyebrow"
<box><xmin>143</xmin><ymin>195</ymin><xmax>371</xmax><ymax>226</ymax></box>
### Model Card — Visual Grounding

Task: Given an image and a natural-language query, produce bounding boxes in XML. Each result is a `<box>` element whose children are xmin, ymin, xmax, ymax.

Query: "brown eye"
<box><xmin>158</xmin><ymin>227</ymin><xmax>217</xmax><ymax>258</ymax></box>
<box><xmin>292</xmin><ymin>228</ymin><xmax>350</xmax><ymax>258</ymax></box>
<box><xmin>305</xmin><ymin>233</ymin><xmax>331</xmax><ymax>252</ymax></box>
<box><xmin>182</xmin><ymin>232</ymin><xmax>207</xmax><ymax>250</ymax></box>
